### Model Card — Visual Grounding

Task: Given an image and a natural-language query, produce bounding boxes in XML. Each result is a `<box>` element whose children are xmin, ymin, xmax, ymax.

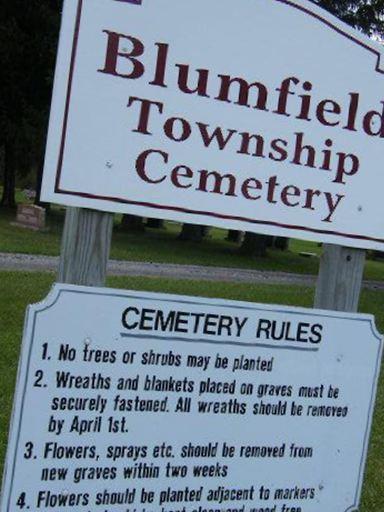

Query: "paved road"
<box><xmin>1</xmin><ymin>252</ymin><xmax>383</xmax><ymax>290</ymax></box>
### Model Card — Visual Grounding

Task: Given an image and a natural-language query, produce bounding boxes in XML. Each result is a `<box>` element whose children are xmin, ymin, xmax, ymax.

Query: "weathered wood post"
<box><xmin>58</xmin><ymin>207</ymin><xmax>113</xmax><ymax>286</ymax></box>
<box><xmin>314</xmin><ymin>244</ymin><xmax>366</xmax><ymax>312</ymax></box>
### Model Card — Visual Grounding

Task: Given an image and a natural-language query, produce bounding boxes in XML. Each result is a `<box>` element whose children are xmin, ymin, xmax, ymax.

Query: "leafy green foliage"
<box><xmin>317</xmin><ymin>0</ymin><xmax>384</xmax><ymax>36</ymax></box>
<box><xmin>0</xmin><ymin>1</ymin><xmax>61</xmax><ymax>134</ymax></box>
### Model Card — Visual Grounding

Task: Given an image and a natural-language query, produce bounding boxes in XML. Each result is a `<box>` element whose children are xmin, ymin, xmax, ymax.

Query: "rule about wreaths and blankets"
<box><xmin>1</xmin><ymin>285</ymin><xmax>382</xmax><ymax>512</ymax></box>
<box><xmin>41</xmin><ymin>0</ymin><xmax>384</xmax><ymax>250</ymax></box>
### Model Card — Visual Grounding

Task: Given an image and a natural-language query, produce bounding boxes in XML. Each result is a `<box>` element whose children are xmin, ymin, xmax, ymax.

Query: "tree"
<box><xmin>147</xmin><ymin>218</ymin><xmax>165</xmax><ymax>229</ymax></box>
<box><xmin>226</xmin><ymin>230</ymin><xmax>243</xmax><ymax>243</ymax></box>
<box><xmin>239</xmin><ymin>234</ymin><xmax>272</xmax><ymax>258</ymax></box>
<box><xmin>0</xmin><ymin>0</ymin><xmax>61</xmax><ymax>207</ymax></box>
<box><xmin>120</xmin><ymin>214</ymin><xmax>146</xmax><ymax>233</ymax></box>
<box><xmin>317</xmin><ymin>1</ymin><xmax>384</xmax><ymax>37</ymax></box>
<box><xmin>178</xmin><ymin>223</ymin><xmax>208</xmax><ymax>242</ymax></box>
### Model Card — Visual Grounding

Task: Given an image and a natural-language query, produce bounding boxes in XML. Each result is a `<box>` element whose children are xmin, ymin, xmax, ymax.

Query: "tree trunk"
<box><xmin>201</xmin><ymin>226</ymin><xmax>211</xmax><ymax>238</ymax></box>
<box><xmin>147</xmin><ymin>218</ymin><xmax>165</xmax><ymax>229</ymax></box>
<box><xmin>372</xmin><ymin>250</ymin><xmax>384</xmax><ymax>260</ymax></box>
<box><xmin>274</xmin><ymin>237</ymin><xmax>289</xmax><ymax>251</ymax></box>
<box><xmin>120</xmin><ymin>214</ymin><xmax>146</xmax><ymax>232</ymax></box>
<box><xmin>34</xmin><ymin>157</ymin><xmax>50</xmax><ymax>210</ymax></box>
<box><xmin>239</xmin><ymin>232</ymin><xmax>271</xmax><ymax>257</ymax></box>
<box><xmin>1</xmin><ymin>140</ymin><xmax>16</xmax><ymax>208</ymax></box>
<box><xmin>178</xmin><ymin>223</ymin><xmax>206</xmax><ymax>242</ymax></box>
<box><xmin>226</xmin><ymin>230</ymin><xmax>243</xmax><ymax>243</ymax></box>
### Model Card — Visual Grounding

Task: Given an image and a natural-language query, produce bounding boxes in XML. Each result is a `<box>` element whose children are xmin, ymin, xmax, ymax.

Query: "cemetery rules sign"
<box><xmin>1</xmin><ymin>285</ymin><xmax>382</xmax><ymax>512</ymax></box>
<box><xmin>41</xmin><ymin>0</ymin><xmax>384</xmax><ymax>250</ymax></box>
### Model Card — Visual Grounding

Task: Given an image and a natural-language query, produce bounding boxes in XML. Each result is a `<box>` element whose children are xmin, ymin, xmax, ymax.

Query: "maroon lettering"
<box><xmin>333</xmin><ymin>152</ymin><xmax>360</xmax><ymax>184</ymax></box>
<box><xmin>127</xmin><ymin>97</ymin><xmax>163</xmax><ymax>135</ymax></box>
<box><xmin>316</xmin><ymin>100</ymin><xmax>341</xmax><ymax>127</ymax></box>
<box><xmin>269</xmin><ymin>138</ymin><xmax>288</xmax><ymax>162</ymax></box>
<box><xmin>171</xmin><ymin>165</ymin><xmax>193</xmax><ymax>188</ymax></box>
<box><xmin>320</xmin><ymin>139</ymin><xmax>333</xmax><ymax>171</ymax></box>
<box><xmin>363</xmin><ymin>101</ymin><xmax>384</xmax><ymax>137</ymax></box>
<box><xmin>343</xmin><ymin>93</ymin><xmax>359</xmax><ymax>132</ymax></box>
<box><xmin>274</xmin><ymin>77</ymin><xmax>299</xmax><ymax>117</ymax></box>
<box><xmin>176</xmin><ymin>65</ymin><xmax>210</xmax><ymax>97</ymax></box>
<box><xmin>296</xmin><ymin>81</ymin><xmax>313</xmax><ymax>121</ymax></box>
<box><xmin>98</xmin><ymin>30</ymin><xmax>144</xmax><ymax>79</ymax></box>
<box><xmin>135</xmin><ymin>149</ymin><xmax>168</xmax><ymax>183</ymax></box>
<box><xmin>149</xmin><ymin>43</ymin><xmax>169</xmax><ymax>87</ymax></box>
<box><xmin>238</xmin><ymin>133</ymin><xmax>265</xmax><ymax>157</ymax></box>
<box><xmin>197</xmin><ymin>123</ymin><xmax>237</xmax><ymax>150</ymax></box>
<box><xmin>197</xmin><ymin>170</ymin><xmax>237</xmax><ymax>196</ymax></box>
<box><xmin>291</xmin><ymin>132</ymin><xmax>316</xmax><ymax>168</ymax></box>
<box><xmin>216</xmin><ymin>75</ymin><xmax>268</xmax><ymax>110</ymax></box>
<box><xmin>303</xmin><ymin>189</ymin><xmax>321</xmax><ymax>210</ymax></box>
<box><xmin>281</xmin><ymin>185</ymin><xmax>300</xmax><ymax>207</ymax></box>
<box><xmin>323</xmin><ymin>193</ymin><xmax>345</xmax><ymax>222</ymax></box>
<box><xmin>266</xmin><ymin>175</ymin><xmax>280</xmax><ymax>204</ymax></box>
<box><xmin>241</xmin><ymin>178</ymin><xmax>262</xmax><ymax>200</ymax></box>
<box><xmin>164</xmin><ymin>117</ymin><xmax>192</xmax><ymax>142</ymax></box>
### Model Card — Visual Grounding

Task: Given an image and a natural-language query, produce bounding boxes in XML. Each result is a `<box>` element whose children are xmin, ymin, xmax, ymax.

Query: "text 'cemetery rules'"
<box><xmin>1</xmin><ymin>285</ymin><xmax>382</xmax><ymax>512</ymax></box>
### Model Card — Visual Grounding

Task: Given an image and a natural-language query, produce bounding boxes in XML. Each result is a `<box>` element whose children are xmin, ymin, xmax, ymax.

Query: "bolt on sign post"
<box><xmin>1</xmin><ymin>2</ymin><xmax>384</xmax><ymax>512</ymax></box>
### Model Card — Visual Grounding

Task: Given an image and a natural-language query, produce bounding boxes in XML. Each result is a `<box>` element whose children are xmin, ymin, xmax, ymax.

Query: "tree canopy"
<box><xmin>318</xmin><ymin>0</ymin><xmax>384</xmax><ymax>37</ymax></box>
<box><xmin>0</xmin><ymin>0</ymin><xmax>61</xmax><ymax>206</ymax></box>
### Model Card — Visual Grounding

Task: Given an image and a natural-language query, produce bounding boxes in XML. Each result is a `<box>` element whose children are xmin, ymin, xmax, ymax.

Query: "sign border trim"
<box><xmin>52</xmin><ymin>0</ymin><xmax>384</xmax><ymax>245</ymax></box>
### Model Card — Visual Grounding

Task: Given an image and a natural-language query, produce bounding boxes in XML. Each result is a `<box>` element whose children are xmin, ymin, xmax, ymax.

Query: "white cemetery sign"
<box><xmin>1</xmin><ymin>285</ymin><xmax>382</xmax><ymax>512</ymax></box>
<box><xmin>41</xmin><ymin>0</ymin><xmax>384</xmax><ymax>250</ymax></box>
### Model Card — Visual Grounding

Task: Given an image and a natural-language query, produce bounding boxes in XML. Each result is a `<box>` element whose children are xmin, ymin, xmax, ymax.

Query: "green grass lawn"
<box><xmin>1</xmin><ymin>206</ymin><xmax>384</xmax><ymax>281</ymax></box>
<box><xmin>0</xmin><ymin>271</ymin><xmax>383</xmax><ymax>511</ymax></box>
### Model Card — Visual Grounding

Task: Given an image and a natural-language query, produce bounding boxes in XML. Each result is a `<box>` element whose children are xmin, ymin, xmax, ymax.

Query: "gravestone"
<box><xmin>12</xmin><ymin>204</ymin><xmax>46</xmax><ymax>232</ymax></box>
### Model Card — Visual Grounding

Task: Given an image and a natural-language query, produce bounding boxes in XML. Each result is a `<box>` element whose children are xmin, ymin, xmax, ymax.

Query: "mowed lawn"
<box><xmin>1</xmin><ymin>206</ymin><xmax>384</xmax><ymax>280</ymax></box>
<box><xmin>0</xmin><ymin>271</ymin><xmax>383</xmax><ymax>511</ymax></box>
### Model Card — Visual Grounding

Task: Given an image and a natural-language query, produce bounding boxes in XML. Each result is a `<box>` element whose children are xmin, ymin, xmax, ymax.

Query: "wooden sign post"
<box><xmin>58</xmin><ymin>211</ymin><xmax>366</xmax><ymax>314</ymax></box>
<box><xmin>315</xmin><ymin>245</ymin><xmax>366</xmax><ymax>312</ymax></box>
<box><xmin>58</xmin><ymin>208</ymin><xmax>113</xmax><ymax>286</ymax></box>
